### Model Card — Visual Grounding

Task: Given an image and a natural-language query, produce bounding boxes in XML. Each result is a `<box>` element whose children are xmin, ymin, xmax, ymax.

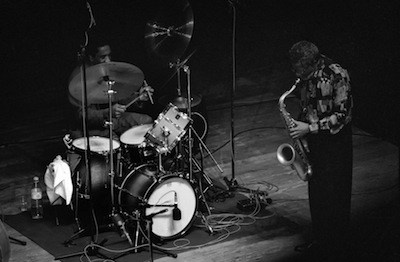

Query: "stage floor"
<box><xmin>1</xmin><ymin>89</ymin><xmax>398</xmax><ymax>262</ymax></box>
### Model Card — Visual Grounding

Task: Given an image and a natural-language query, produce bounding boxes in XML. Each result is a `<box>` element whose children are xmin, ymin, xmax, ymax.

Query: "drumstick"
<box><xmin>143</xmin><ymin>80</ymin><xmax>154</xmax><ymax>104</ymax></box>
<box><xmin>124</xmin><ymin>96</ymin><xmax>141</xmax><ymax>108</ymax></box>
<box><xmin>125</xmin><ymin>81</ymin><xmax>153</xmax><ymax>108</ymax></box>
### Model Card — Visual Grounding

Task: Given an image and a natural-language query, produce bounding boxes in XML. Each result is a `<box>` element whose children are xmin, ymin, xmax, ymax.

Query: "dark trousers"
<box><xmin>307</xmin><ymin>124</ymin><xmax>353</xmax><ymax>257</ymax></box>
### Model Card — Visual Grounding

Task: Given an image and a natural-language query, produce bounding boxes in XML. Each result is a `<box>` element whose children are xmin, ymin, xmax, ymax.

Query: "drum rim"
<box><xmin>117</xmin><ymin>163</ymin><xmax>159</xmax><ymax>208</ymax></box>
<box><xmin>72</xmin><ymin>136</ymin><xmax>121</xmax><ymax>152</ymax></box>
<box><xmin>120</xmin><ymin>124</ymin><xmax>153</xmax><ymax>145</ymax></box>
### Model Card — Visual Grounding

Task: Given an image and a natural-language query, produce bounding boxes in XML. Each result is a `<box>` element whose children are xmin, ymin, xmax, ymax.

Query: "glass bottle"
<box><xmin>20</xmin><ymin>195</ymin><xmax>28</xmax><ymax>212</ymax></box>
<box><xmin>31</xmin><ymin>176</ymin><xmax>43</xmax><ymax>219</ymax></box>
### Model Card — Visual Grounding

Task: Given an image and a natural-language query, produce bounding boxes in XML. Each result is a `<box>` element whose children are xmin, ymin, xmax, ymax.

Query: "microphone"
<box><xmin>112</xmin><ymin>212</ymin><xmax>133</xmax><ymax>246</ymax></box>
<box><xmin>172</xmin><ymin>192</ymin><xmax>182</xmax><ymax>221</ymax></box>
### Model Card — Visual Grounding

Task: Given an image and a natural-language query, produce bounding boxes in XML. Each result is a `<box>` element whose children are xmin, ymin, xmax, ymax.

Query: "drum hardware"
<box><xmin>113</xmin><ymin>169</ymin><xmax>181</xmax><ymax>261</ymax></box>
<box><xmin>159</xmin><ymin>59</ymin><xmax>221</xmax><ymax>235</ymax></box>
<box><xmin>112</xmin><ymin>208</ymin><xmax>177</xmax><ymax>261</ymax></box>
<box><xmin>104</xmin><ymin>77</ymin><xmax>118</xmax><ymax>212</ymax></box>
<box><xmin>144</xmin><ymin>0</ymin><xmax>219</xmax><ymax>207</ymax></box>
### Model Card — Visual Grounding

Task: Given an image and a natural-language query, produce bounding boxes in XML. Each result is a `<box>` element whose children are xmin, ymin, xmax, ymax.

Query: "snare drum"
<box><xmin>145</xmin><ymin>103</ymin><xmax>192</xmax><ymax>153</ymax></box>
<box><xmin>120</xmin><ymin>124</ymin><xmax>156</xmax><ymax>165</ymax></box>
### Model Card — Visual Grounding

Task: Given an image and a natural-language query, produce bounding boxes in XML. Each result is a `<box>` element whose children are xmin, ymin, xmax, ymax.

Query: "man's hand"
<box><xmin>139</xmin><ymin>84</ymin><xmax>154</xmax><ymax>103</ymax></box>
<box><xmin>112</xmin><ymin>104</ymin><xmax>126</xmax><ymax>118</ymax></box>
<box><xmin>289</xmin><ymin>120</ymin><xmax>309</xmax><ymax>139</ymax></box>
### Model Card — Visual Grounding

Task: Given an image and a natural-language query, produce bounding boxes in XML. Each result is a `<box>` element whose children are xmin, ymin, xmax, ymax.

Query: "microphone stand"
<box><xmin>224</xmin><ymin>0</ymin><xmax>239</xmax><ymax>190</ymax></box>
<box><xmin>112</xmin><ymin>203</ymin><xmax>177</xmax><ymax>261</ymax></box>
<box><xmin>56</xmin><ymin>10</ymin><xmax>110</xmax><ymax>260</ymax></box>
<box><xmin>56</xmin><ymin>43</ymin><xmax>110</xmax><ymax>262</ymax></box>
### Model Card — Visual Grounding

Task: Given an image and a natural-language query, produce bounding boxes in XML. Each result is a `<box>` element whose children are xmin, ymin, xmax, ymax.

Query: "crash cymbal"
<box><xmin>145</xmin><ymin>0</ymin><xmax>194</xmax><ymax>61</ymax></box>
<box><xmin>68</xmin><ymin>62</ymin><xmax>144</xmax><ymax>104</ymax></box>
<box><xmin>159</xmin><ymin>95</ymin><xmax>201</xmax><ymax>110</ymax></box>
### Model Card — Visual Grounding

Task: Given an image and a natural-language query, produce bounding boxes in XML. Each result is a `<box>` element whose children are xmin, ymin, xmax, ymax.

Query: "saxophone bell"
<box><xmin>276</xmin><ymin>143</ymin><xmax>296</xmax><ymax>166</ymax></box>
<box><xmin>277</xmin><ymin>143</ymin><xmax>312</xmax><ymax>181</ymax></box>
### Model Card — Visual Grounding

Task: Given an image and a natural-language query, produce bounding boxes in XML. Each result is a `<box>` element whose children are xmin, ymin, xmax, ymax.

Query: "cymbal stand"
<box><xmin>181</xmin><ymin>64</ymin><xmax>218</xmax><ymax>235</ymax></box>
<box><xmin>56</xmin><ymin>4</ymin><xmax>110</xmax><ymax>260</ymax></box>
<box><xmin>183</xmin><ymin>64</ymin><xmax>194</xmax><ymax>181</ymax></box>
<box><xmin>104</xmin><ymin>77</ymin><xmax>117</xmax><ymax>211</ymax></box>
<box><xmin>181</xmin><ymin>65</ymin><xmax>223</xmax><ymax>178</ymax></box>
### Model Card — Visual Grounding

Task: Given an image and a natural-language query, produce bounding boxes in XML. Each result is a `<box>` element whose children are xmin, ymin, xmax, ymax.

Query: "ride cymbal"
<box><xmin>68</xmin><ymin>62</ymin><xmax>144</xmax><ymax>104</ymax></box>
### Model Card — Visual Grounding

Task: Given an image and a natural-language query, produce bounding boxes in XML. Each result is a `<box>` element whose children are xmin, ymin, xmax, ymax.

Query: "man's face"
<box><xmin>291</xmin><ymin>61</ymin><xmax>315</xmax><ymax>80</ymax></box>
<box><xmin>93</xmin><ymin>45</ymin><xmax>112</xmax><ymax>64</ymax></box>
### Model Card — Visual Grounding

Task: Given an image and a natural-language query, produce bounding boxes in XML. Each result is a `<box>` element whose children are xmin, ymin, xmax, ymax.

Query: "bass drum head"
<box><xmin>145</xmin><ymin>176</ymin><xmax>197</xmax><ymax>240</ymax></box>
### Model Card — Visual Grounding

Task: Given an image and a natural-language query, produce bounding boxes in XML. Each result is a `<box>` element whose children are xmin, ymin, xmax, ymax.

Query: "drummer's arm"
<box><xmin>124</xmin><ymin>84</ymin><xmax>154</xmax><ymax>110</ymax></box>
<box><xmin>78</xmin><ymin>105</ymin><xmax>109</xmax><ymax>128</ymax></box>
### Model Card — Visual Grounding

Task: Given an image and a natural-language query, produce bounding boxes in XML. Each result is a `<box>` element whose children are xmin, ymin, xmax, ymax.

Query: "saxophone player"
<box><xmin>288</xmin><ymin>41</ymin><xmax>353</xmax><ymax>261</ymax></box>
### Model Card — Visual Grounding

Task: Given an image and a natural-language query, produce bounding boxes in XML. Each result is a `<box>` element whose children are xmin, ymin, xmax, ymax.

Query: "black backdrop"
<box><xmin>1</xmin><ymin>0</ymin><xmax>398</xmax><ymax>145</ymax></box>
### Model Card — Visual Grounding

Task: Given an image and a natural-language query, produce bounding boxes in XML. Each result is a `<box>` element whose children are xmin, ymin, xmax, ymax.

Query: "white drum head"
<box><xmin>145</xmin><ymin>177</ymin><xmax>197</xmax><ymax>239</ymax></box>
<box><xmin>72</xmin><ymin>136</ymin><xmax>120</xmax><ymax>153</ymax></box>
<box><xmin>120</xmin><ymin>124</ymin><xmax>153</xmax><ymax>145</ymax></box>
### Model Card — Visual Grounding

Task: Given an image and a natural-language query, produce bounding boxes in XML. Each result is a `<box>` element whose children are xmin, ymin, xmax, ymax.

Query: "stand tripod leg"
<box><xmin>190</xmin><ymin>127</ymin><xmax>223</xmax><ymax>173</ymax></box>
<box><xmin>112</xmin><ymin>212</ymin><xmax>177</xmax><ymax>261</ymax></box>
<box><xmin>9</xmin><ymin>236</ymin><xmax>27</xmax><ymax>246</ymax></box>
<box><xmin>198</xmin><ymin>210</ymin><xmax>214</xmax><ymax>235</ymax></box>
<box><xmin>146</xmin><ymin>220</ymin><xmax>177</xmax><ymax>261</ymax></box>
<box><xmin>56</xmin><ymin>238</ymin><xmax>109</xmax><ymax>260</ymax></box>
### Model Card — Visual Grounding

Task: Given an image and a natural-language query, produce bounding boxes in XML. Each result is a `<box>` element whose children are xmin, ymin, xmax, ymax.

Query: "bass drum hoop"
<box><xmin>118</xmin><ymin>164</ymin><xmax>198</xmax><ymax>240</ymax></box>
<box><xmin>117</xmin><ymin>163</ymin><xmax>159</xmax><ymax>215</ymax></box>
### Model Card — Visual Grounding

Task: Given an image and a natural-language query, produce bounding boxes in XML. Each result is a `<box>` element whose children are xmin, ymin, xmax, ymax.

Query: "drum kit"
<box><xmin>60</xmin><ymin>1</ymin><xmax>224</xmax><ymax>260</ymax></box>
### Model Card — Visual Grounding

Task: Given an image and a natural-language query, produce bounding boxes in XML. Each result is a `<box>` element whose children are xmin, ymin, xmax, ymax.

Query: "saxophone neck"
<box><xmin>279</xmin><ymin>78</ymin><xmax>300</xmax><ymax>109</ymax></box>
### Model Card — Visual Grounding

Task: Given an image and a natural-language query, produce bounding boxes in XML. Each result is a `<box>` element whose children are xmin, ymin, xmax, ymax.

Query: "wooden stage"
<box><xmin>0</xmin><ymin>88</ymin><xmax>398</xmax><ymax>262</ymax></box>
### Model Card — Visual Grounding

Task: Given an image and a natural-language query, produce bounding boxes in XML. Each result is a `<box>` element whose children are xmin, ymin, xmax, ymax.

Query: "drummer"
<box><xmin>65</xmin><ymin>37</ymin><xmax>155</xmax><ymax>174</ymax></box>
<box><xmin>67</xmin><ymin>37</ymin><xmax>154</xmax><ymax>140</ymax></box>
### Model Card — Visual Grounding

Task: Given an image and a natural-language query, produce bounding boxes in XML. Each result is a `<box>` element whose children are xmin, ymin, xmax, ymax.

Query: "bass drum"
<box><xmin>118</xmin><ymin>163</ymin><xmax>197</xmax><ymax>240</ymax></box>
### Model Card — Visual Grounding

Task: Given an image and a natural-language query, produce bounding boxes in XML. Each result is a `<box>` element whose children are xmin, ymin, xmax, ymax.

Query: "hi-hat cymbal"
<box><xmin>159</xmin><ymin>95</ymin><xmax>201</xmax><ymax>110</ymax></box>
<box><xmin>69</xmin><ymin>62</ymin><xmax>144</xmax><ymax>104</ymax></box>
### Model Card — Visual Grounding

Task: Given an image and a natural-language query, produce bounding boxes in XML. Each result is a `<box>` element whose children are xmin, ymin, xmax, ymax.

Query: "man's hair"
<box><xmin>289</xmin><ymin>41</ymin><xmax>320</xmax><ymax>66</ymax></box>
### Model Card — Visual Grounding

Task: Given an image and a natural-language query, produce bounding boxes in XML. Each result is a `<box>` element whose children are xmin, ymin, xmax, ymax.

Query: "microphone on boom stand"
<box><xmin>111</xmin><ymin>212</ymin><xmax>133</xmax><ymax>246</ymax></box>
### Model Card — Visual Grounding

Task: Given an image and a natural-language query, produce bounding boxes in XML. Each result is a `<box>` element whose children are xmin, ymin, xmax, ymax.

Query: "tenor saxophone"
<box><xmin>276</xmin><ymin>78</ymin><xmax>312</xmax><ymax>181</ymax></box>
